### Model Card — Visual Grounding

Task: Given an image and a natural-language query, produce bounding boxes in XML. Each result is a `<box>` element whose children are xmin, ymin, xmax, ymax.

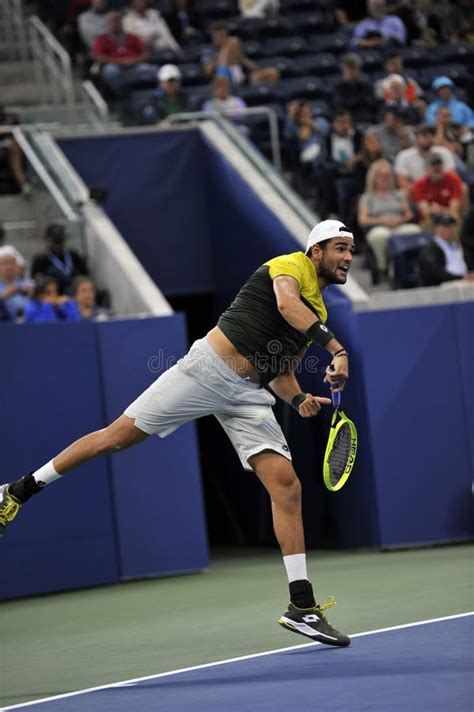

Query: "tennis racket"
<box><xmin>323</xmin><ymin>389</ymin><xmax>358</xmax><ymax>492</ymax></box>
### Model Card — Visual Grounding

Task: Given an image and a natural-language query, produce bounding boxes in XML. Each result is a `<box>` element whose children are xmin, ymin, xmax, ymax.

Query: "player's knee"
<box><xmin>272</xmin><ymin>472</ymin><xmax>301</xmax><ymax>509</ymax></box>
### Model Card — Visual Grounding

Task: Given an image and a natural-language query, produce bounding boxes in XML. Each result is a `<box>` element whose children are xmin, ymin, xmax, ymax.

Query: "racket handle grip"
<box><xmin>331</xmin><ymin>390</ymin><xmax>341</xmax><ymax>408</ymax></box>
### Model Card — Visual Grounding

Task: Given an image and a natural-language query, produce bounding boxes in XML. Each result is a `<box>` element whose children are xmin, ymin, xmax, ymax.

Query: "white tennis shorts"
<box><xmin>124</xmin><ymin>338</ymin><xmax>292</xmax><ymax>471</ymax></box>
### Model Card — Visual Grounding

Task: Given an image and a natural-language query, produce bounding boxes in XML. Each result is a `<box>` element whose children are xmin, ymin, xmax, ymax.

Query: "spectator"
<box><xmin>31</xmin><ymin>224</ymin><xmax>88</xmax><ymax>295</ymax></box>
<box><xmin>375</xmin><ymin>50</ymin><xmax>422</xmax><ymax>103</ymax></box>
<box><xmin>418</xmin><ymin>214</ymin><xmax>470</xmax><ymax>287</ymax></box>
<box><xmin>394</xmin><ymin>124</ymin><xmax>456</xmax><ymax>194</ymax></box>
<box><xmin>332</xmin><ymin>53</ymin><xmax>376</xmax><ymax>123</ymax></box>
<box><xmin>384</xmin><ymin>0</ymin><xmax>442</xmax><ymax>46</ymax></box>
<box><xmin>352</xmin><ymin>130</ymin><xmax>383</xmax><ymax>198</ymax></box>
<box><xmin>433</xmin><ymin>106</ymin><xmax>465</xmax><ymax>159</ymax></box>
<box><xmin>165</xmin><ymin>0</ymin><xmax>200</xmax><ymax>46</ymax></box>
<box><xmin>411</xmin><ymin>153</ymin><xmax>463</xmax><ymax>229</ymax></box>
<box><xmin>78</xmin><ymin>0</ymin><xmax>109</xmax><ymax>51</ymax></box>
<box><xmin>379</xmin><ymin>74</ymin><xmax>422</xmax><ymax>124</ymax></box>
<box><xmin>426</xmin><ymin>77</ymin><xmax>474</xmax><ymax>132</ymax></box>
<box><xmin>283</xmin><ymin>100</ymin><xmax>329</xmax><ymax>168</ymax></box>
<box><xmin>203</xmin><ymin>75</ymin><xmax>247</xmax><ymax>123</ymax></box>
<box><xmin>0</xmin><ymin>109</ymin><xmax>31</xmax><ymax>197</ymax></box>
<box><xmin>0</xmin><ymin>247</ymin><xmax>34</xmax><ymax>321</ymax></box>
<box><xmin>154</xmin><ymin>64</ymin><xmax>188</xmax><ymax>118</ymax></box>
<box><xmin>316</xmin><ymin>109</ymin><xmax>363</xmax><ymax>219</ymax></box>
<box><xmin>73</xmin><ymin>276</ymin><xmax>110</xmax><ymax>320</ymax></box>
<box><xmin>123</xmin><ymin>0</ymin><xmax>179</xmax><ymax>53</ymax></box>
<box><xmin>239</xmin><ymin>0</ymin><xmax>279</xmax><ymax>18</ymax></box>
<box><xmin>24</xmin><ymin>278</ymin><xmax>82</xmax><ymax>324</ymax></box>
<box><xmin>201</xmin><ymin>22</ymin><xmax>278</xmax><ymax>86</ymax></box>
<box><xmin>370</xmin><ymin>106</ymin><xmax>414</xmax><ymax>163</ymax></box>
<box><xmin>92</xmin><ymin>11</ymin><xmax>150</xmax><ymax>98</ymax></box>
<box><xmin>358</xmin><ymin>158</ymin><xmax>421</xmax><ymax>282</ymax></box>
<box><xmin>351</xmin><ymin>0</ymin><xmax>407</xmax><ymax>48</ymax></box>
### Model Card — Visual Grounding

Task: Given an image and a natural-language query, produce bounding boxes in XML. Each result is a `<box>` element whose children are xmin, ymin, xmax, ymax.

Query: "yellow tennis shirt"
<box><xmin>218</xmin><ymin>252</ymin><xmax>327</xmax><ymax>382</ymax></box>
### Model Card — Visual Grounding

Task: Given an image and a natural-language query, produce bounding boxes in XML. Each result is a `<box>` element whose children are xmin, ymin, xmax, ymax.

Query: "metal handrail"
<box><xmin>81</xmin><ymin>80</ymin><xmax>110</xmax><ymax>125</ymax></box>
<box><xmin>13</xmin><ymin>127</ymin><xmax>79</xmax><ymax>222</ymax></box>
<box><xmin>29</xmin><ymin>15</ymin><xmax>75</xmax><ymax>106</ymax></box>
<box><xmin>0</xmin><ymin>0</ymin><xmax>28</xmax><ymax>62</ymax></box>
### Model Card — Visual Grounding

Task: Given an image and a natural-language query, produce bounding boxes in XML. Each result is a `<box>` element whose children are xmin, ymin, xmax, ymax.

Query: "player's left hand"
<box><xmin>298</xmin><ymin>395</ymin><xmax>331</xmax><ymax>418</ymax></box>
<box><xmin>324</xmin><ymin>355</ymin><xmax>349</xmax><ymax>392</ymax></box>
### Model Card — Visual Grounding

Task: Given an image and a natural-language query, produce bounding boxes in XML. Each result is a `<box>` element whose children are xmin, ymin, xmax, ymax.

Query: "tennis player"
<box><xmin>1</xmin><ymin>219</ymin><xmax>354</xmax><ymax>647</ymax></box>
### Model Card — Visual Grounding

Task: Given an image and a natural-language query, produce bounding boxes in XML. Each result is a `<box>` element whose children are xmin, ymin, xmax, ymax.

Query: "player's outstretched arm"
<box><xmin>272</xmin><ymin>275</ymin><xmax>349</xmax><ymax>391</ymax></box>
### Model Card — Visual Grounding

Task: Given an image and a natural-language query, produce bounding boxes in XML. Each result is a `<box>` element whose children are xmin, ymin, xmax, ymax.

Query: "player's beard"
<box><xmin>318</xmin><ymin>258</ymin><xmax>348</xmax><ymax>285</ymax></box>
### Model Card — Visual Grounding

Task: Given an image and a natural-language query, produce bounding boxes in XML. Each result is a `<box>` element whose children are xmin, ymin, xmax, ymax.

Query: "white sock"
<box><xmin>32</xmin><ymin>460</ymin><xmax>62</xmax><ymax>487</ymax></box>
<box><xmin>283</xmin><ymin>553</ymin><xmax>308</xmax><ymax>583</ymax></box>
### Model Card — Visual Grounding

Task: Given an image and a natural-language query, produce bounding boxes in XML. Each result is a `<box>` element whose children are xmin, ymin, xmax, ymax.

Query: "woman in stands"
<box><xmin>24</xmin><ymin>278</ymin><xmax>81</xmax><ymax>324</ymax></box>
<box><xmin>358</xmin><ymin>159</ymin><xmax>421</xmax><ymax>284</ymax></box>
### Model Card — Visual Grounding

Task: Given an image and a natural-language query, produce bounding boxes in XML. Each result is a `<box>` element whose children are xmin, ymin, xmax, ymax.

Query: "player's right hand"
<box><xmin>298</xmin><ymin>395</ymin><xmax>331</xmax><ymax>418</ymax></box>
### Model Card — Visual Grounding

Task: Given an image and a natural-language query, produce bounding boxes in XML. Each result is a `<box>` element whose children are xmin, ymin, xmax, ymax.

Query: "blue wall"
<box><xmin>0</xmin><ymin>316</ymin><xmax>208</xmax><ymax>600</ymax></box>
<box><xmin>58</xmin><ymin>131</ymin><xmax>473</xmax><ymax>551</ymax></box>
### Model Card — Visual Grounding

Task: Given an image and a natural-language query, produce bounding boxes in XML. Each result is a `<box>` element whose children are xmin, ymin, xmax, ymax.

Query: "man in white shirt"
<box><xmin>123</xmin><ymin>0</ymin><xmax>179</xmax><ymax>53</ymax></box>
<box><xmin>78</xmin><ymin>0</ymin><xmax>109</xmax><ymax>50</ymax></box>
<box><xmin>394</xmin><ymin>124</ymin><xmax>455</xmax><ymax>194</ymax></box>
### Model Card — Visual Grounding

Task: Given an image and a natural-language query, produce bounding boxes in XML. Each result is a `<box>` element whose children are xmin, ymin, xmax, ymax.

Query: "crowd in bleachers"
<box><xmin>33</xmin><ymin>0</ymin><xmax>474</xmax><ymax>287</ymax></box>
<box><xmin>0</xmin><ymin>224</ymin><xmax>110</xmax><ymax>324</ymax></box>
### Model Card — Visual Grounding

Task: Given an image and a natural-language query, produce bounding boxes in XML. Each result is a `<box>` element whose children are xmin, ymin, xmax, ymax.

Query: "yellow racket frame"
<box><xmin>323</xmin><ymin>409</ymin><xmax>358</xmax><ymax>492</ymax></box>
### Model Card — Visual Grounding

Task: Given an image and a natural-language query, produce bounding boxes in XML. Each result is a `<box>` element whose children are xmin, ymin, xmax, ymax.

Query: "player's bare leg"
<box><xmin>250</xmin><ymin>449</ymin><xmax>350</xmax><ymax>646</ymax></box>
<box><xmin>0</xmin><ymin>415</ymin><xmax>148</xmax><ymax>536</ymax></box>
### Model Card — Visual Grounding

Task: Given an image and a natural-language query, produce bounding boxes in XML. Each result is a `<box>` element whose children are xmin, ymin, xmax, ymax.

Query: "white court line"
<box><xmin>2</xmin><ymin>612</ymin><xmax>472</xmax><ymax>711</ymax></box>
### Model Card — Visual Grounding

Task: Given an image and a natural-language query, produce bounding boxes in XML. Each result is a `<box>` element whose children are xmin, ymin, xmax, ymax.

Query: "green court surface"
<box><xmin>1</xmin><ymin>545</ymin><xmax>472</xmax><ymax>708</ymax></box>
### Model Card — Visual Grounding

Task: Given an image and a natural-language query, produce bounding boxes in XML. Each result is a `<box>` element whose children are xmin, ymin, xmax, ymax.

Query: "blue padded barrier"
<box><xmin>0</xmin><ymin>317</ymin><xmax>208</xmax><ymax>599</ymax></box>
<box><xmin>357</xmin><ymin>305</ymin><xmax>473</xmax><ymax>548</ymax></box>
<box><xmin>95</xmin><ymin>315</ymin><xmax>209</xmax><ymax>579</ymax></box>
<box><xmin>0</xmin><ymin>323</ymin><xmax>118</xmax><ymax>599</ymax></box>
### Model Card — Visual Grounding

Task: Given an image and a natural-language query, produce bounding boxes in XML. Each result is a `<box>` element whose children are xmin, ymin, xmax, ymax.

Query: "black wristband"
<box><xmin>333</xmin><ymin>349</ymin><xmax>349</xmax><ymax>358</ymax></box>
<box><xmin>291</xmin><ymin>393</ymin><xmax>307</xmax><ymax>411</ymax></box>
<box><xmin>305</xmin><ymin>321</ymin><xmax>334</xmax><ymax>348</ymax></box>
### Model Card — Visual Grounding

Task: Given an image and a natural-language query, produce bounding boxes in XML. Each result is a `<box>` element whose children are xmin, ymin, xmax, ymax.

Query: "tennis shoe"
<box><xmin>0</xmin><ymin>484</ymin><xmax>22</xmax><ymax>537</ymax></box>
<box><xmin>278</xmin><ymin>597</ymin><xmax>350</xmax><ymax>646</ymax></box>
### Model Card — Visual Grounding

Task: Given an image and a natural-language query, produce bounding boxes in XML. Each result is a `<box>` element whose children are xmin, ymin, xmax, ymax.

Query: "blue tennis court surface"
<box><xmin>4</xmin><ymin>614</ymin><xmax>472</xmax><ymax>712</ymax></box>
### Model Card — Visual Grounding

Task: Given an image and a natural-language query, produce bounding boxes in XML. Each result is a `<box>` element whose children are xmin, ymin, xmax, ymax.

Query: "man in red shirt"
<box><xmin>92</xmin><ymin>10</ymin><xmax>150</xmax><ymax>97</ymax></box>
<box><xmin>411</xmin><ymin>153</ymin><xmax>463</xmax><ymax>229</ymax></box>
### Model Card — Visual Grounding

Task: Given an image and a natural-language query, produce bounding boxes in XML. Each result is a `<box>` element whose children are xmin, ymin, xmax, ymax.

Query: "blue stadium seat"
<box><xmin>124</xmin><ymin>66</ymin><xmax>157</xmax><ymax>92</ymax></box>
<box><xmin>242</xmin><ymin>40</ymin><xmax>265</xmax><ymax>59</ymax></box>
<box><xmin>262</xmin><ymin>36</ymin><xmax>309</xmax><ymax>57</ymax></box>
<box><xmin>399</xmin><ymin>46</ymin><xmax>431</xmax><ymax>68</ymax></box>
<box><xmin>194</xmin><ymin>0</ymin><xmax>237</xmax><ymax>20</ymax></box>
<box><xmin>280</xmin><ymin>0</ymin><xmax>331</xmax><ymax>11</ymax></box>
<box><xmin>149</xmin><ymin>49</ymin><xmax>180</xmax><ymax>65</ymax></box>
<box><xmin>286</xmin><ymin>11</ymin><xmax>326</xmax><ymax>34</ymax></box>
<box><xmin>183</xmin><ymin>86</ymin><xmax>211</xmax><ymax>111</ymax></box>
<box><xmin>123</xmin><ymin>90</ymin><xmax>159</xmax><ymax>125</ymax></box>
<box><xmin>178</xmin><ymin>63</ymin><xmax>206</xmax><ymax>86</ymax></box>
<box><xmin>255</xmin><ymin>56</ymin><xmax>302</xmax><ymax>78</ymax></box>
<box><xmin>357</xmin><ymin>49</ymin><xmax>384</xmax><ymax>71</ymax></box>
<box><xmin>388</xmin><ymin>232</ymin><xmax>432</xmax><ymax>290</ymax></box>
<box><xmin>294</xmin><ymin>52</ymin><xmax>339</xmax><ymax>76</ymax></box>
<box><xmin>258</xmin><ymin>17</ymin><xmax>296</xmax><ymax>38</ymax></box>
<box><xmin>237</xmin><ymin>83</ymin><xmax>276</xmax><ymax>106</ymax></box>
<box><xmin>306</xmin><ymin>33</ymin><xmax>348</xmax><ymax>55</ymax></box>
<box><xmin>225</xmin><ymin>18</ymin><xmax>265</xmax><ymax>40</ymax></box>
<box><xmin>435</xmin><ymin>42</ymin><xmax>474</xmax><ymax>67</ymax></box>
<box><xmin>309</xmin><ymin>99</ymin><xmax>331</xmax><ymax>118</ymax></box>
<box><xmin>275</xmin><ymin>76</ymin><xmax>325</xmax><ymax>102</ymax></box>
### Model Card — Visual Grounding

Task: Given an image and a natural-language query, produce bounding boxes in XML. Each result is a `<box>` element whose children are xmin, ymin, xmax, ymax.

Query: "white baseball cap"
<box><xmin>306</xmin><ymin>220</ymin><xmax>354</xmax><ymax>253</ymax></box>
<box><xmin>158</xmin><ymin>64</ymin><xmax>181</xmax><ymax>82</ymax></box>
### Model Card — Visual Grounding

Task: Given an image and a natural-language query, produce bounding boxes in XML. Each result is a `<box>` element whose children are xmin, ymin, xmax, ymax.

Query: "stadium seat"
<box><xmin>177</xmin><ymin>63</ymin><xmax>206</xmax><ymax>86</ymax></box>
<box><xmin>399</xmin><ymin>46</ymin><xmax>431</xmax><ymax>68</ymax></box>
<box><xmin>357</xmin><ymin>49</ymin><xmax>384</xmax><ymax>71</ymax></box>
<box><xmin>122</xmin><ymin>89</ymin><xmax>160</xmax><ymax>125</ymax></box>
<box><xmin>183</xmin><ymin>86</ymin><xmax>211</xmax><ymax>111</ymax></box>
<box><xmin>294</xmin><ymin>52</ymin><xmax>339</xmax><ymax>76</ymax></box>
<box><xmin>388</xmin><ymin>232</ymin><xmax>432</xmax><ymax>290</ymax></box>
<box><xmin>262</xmin><ymin>36</ymin><xmax>309</xmax><ymax>57</ymax></box>
<box><xmin>275</xmin><ymin>76</ymin><xmax>325</xmax><ymax>102</ymax></box>
<box><xmin>306</xmin><ymin>33</ymin><xmax>348</xmax><ymax>55</ymax></box>
<box><xmin>242</xmin><ymin>40</ymin><xmax>265</xmax><ymax>59</ymax></box>
<box><xmin>193</xmin><ymin>0</ymin><xmax>237</xmax><ymax>20</ymax></box>
<box><xmin>280</xmin><ymin>0</ymin><xmax>330</xmax><ymax>11</ymax></box>
<box><xmin>225</xmin><ymin>18</ymin><xmax>265</xmax><ymax>40</ymax></box>
<box><xmin>435</xmin><ymin>42</ymin><xmax>474</xmax><ymax>67</ymax></box>
<box><xmin>124</xmin><ymin>66</ymin><xmax>157</xmax><ymax>92</ymax></box>
<box><xmin>286</xmin><ymin>11</ymin><xmax>326</xmax><ymax>34</ymax></box>
<box><xmin>309</xmin><ymin>99</ymin><xmax>331</xmax><ymax>118</ymax></box>
<box><xmin>237</xmin><ymin>83</ymin><xmax>276</xmax><ymax>106</ymax></box>
<box><xmin>149</xmin><ymin>49</ymin><xmax>180</xmax><ymax>66</ymax></box>
<box><xmin>258</xmin><ymin>17</ymin><xmax>296</xmax><ymax>38</ymax></box>
<box><xmin>255</xmin><ymin>56</ymin><xmax>302</xmax><ymax>78</ymax></box>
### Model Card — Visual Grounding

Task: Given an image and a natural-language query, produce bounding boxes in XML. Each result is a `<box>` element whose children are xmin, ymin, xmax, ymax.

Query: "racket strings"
<box><xmin>328</xmin><ymin>422</ymin><xmax>352</xmax><ymax>486</ymax></box>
